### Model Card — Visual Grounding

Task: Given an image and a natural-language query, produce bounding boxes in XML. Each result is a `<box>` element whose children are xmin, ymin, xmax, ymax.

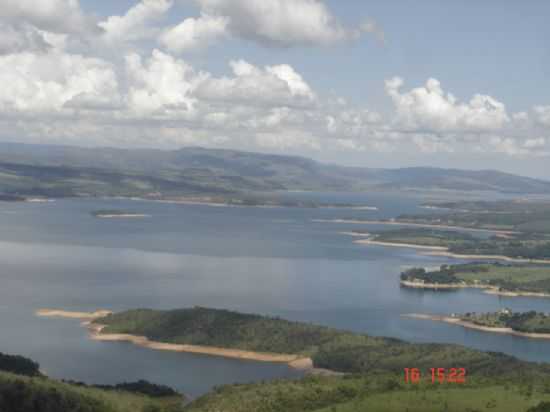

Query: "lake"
<box><xmin>1</xmin><ymin>192</ymin><xmax>550</xmax><ymax>398</ymax></box>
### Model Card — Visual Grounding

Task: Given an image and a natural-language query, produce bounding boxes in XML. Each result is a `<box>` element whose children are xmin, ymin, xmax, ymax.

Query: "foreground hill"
<box><xmin>1</xmin><ymin>142</ymin><xmax>549</xmax><ymax>198</ymax></box>
<box><xmin>0</xmin><ymin>352</ymin><xmax>185</xmax><ymax>412</ymax></box>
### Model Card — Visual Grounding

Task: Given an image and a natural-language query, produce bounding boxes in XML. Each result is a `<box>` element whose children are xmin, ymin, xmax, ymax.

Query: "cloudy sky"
<box><xmin>1</xmin><ymin>0</ymin><xmax>550</xmax><ymax>177</ymax></box>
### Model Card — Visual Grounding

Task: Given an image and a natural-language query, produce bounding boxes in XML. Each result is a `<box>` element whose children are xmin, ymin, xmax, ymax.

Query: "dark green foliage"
<box><xmin>64</xmin><ymin>380</ymin><xmax>178</xmax><ymax>398</ymax></box>
<box><xmin>528</xmin><ymin>402</ymin><xmax>550</xmax><ymax>412</ymax></box>
<box><xmin>0</xmin><ymin>353</ymin><xmax>40</xmax><ymax>377</ymax></box>
<box><xmin>0</xmin><ymin>378</ymin><xmax>113</xmax><ymax>412</ymax></box>
<box><xmin>96</xmin><ymin>307</ymin><xmax>347</xmax><ymax>355</ymax></box>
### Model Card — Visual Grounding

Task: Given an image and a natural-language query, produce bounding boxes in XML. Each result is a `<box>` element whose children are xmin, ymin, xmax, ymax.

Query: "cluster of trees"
<box><xmin>400</xmin><ymin>267</ymin><xmax>461</xmax><ymax>284</ymax></box>
<box><xmin>450</xmin><ymin>240</ymin><xmax>550</xmax><ymax>260</ymax></box>
<box><xmin>0</xmin><ymin>353</ymin><xmax>41</xmax><ymax>377</ymax></box>
<box><xmin>0</xmin><ymin>379</ymin><xmax>111</xmax><ymax>412</ymax></box>
<box><xmin>65</xmin><ymin>380</ymin><xmax>178</xmax><ymax>398</ymax></box>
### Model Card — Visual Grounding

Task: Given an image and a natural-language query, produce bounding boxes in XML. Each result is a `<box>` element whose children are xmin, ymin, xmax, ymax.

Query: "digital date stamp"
<box><xmin>404</xmin><ymin>368</ymin><xmax>466</xmax><ymax>384</ymax></box>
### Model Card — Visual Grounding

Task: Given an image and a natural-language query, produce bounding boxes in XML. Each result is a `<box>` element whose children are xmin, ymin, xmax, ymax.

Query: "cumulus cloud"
<box><xmin>160</xmin><ymin>0</ymin><xmax>376</xmax><ymax>52</ymax></box>
<box><xmin>99</xmin><ymin>0</ymin><xmax>174</xmax><ymax>44</ymax></box>
<box><xmin>385</xmin><ymin>77</ymin><xmax>510</xmax><ymax>133</ymax></box>
<box><xmin>0</xmin><ymin>50</ymin><xmax>119</xmax><ymax>115</ymax></box>
<box><xmin>159</xmin><ymin>13</ymin><xmax>228</xmax><ymax>52</ymax></box>
<box><xmin>0</xmin><ymin>0</ymin><xmax>98</xmax><ymax>34</ymax></box>
<box><xmin>0</xmin><ymin>23</ymin><xmax>52</xmax><ymax>55</ymax></box>
<box><xmin>534</xmin><ymin>106</ymin><xmax>550</xmax><ymax>127</ymax></box>
<box><xmin>195</xmin><ymin>60</ymin><xmax>316</xmax><ymax>107</ymax></box>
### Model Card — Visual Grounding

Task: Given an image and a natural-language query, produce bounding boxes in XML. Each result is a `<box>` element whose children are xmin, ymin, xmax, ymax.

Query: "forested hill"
<box><xmin>1</xmin><ymin>142</ymin><xmax>550</xmax><ymax>197</ymax></box>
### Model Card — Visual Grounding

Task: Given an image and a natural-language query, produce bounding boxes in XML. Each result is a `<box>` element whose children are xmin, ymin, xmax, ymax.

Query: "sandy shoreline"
<box><xmin>400</xmin><ymin>280</ymin><xmax>550</xmax><ymax>298</ymax></box>
<box><xmin>94</xmin><ymin>214</ymin><xmax>151</xmax><ymax>219</ymax></box>
<box><xmin>354</xmin><ymin>239</ymin><xmax>448</xmax><ymax>251</ymax></box>
<box><xmin>424</xmin><ymin>250</ymin><xmax>550</xmax><ymax>264</ymax></box>
<box><xmin>403</xmin><ymin>313</ymin><xmax>550</xmax><ymax>339</ymax></box>
<box><xmin>315</xmin><ymin>219</ymin><xmax>517</xmax><ymax>235</ymax></box>
<box><xmin>36</xmin><ymin>309</ymin><xmax>324</xmax><ymax>373</ymax></box>
<box><xmin>352</xmin><ymin>236</ymin><xmax>550</xmax><ymax>264</ymax></box>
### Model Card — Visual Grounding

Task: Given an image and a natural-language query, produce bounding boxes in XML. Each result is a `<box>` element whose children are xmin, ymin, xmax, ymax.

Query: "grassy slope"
<box><xmin>184</xmin><ymin>375</ymin><xmax>550</xmax><ymax>412</ymax></box>
<box><xmin>0</xmin><ymin>371</ymin><xmax>185</xmax><ymax>412</ymax></box>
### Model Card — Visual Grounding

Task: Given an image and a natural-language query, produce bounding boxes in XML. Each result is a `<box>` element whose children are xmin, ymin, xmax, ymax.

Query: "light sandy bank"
<box><xmin>36</xmin><ymin>309</ymin><xmax>113</xmax><ymax>319</ymax></box>
<box><xmin>400</xmin><ymin>280</ymin><xmax>550</xmax><ymax>298</ymax></box>
<box><xmin>403</xmin><ymin>313</ymin><xmax>550</xmax><ymax>340</ymax></box>
<box><xmin>36</xmin><ymin>309</ymin><xmax>323</xmax><ymax>373</ymax></box>
<box><xmin>94</xmin><ymin>214</ymin><xmax>151</xmax><ymax>218</ymax></box>
<box><xmin>354</xmin><ymin>239</ymin><xmax>448</xmax><ymax>251</ymax></box>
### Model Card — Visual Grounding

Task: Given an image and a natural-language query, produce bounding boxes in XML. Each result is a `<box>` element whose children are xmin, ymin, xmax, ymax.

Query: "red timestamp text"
<box><xmin>404</xmin><ymin>368</ymin><xmax>466</xmax><ymax>384</ymax></box>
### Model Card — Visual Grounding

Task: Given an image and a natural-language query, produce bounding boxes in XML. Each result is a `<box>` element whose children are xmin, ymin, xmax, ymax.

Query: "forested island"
<box><xmin>400</xmin><ymin>263</ymin><xmax>550</xmax><ymax>296</ymax></box>
<box><xmin>35</xmin><ymin>306</ymin><xmax>550</xmax><ymax>411</ymax></box>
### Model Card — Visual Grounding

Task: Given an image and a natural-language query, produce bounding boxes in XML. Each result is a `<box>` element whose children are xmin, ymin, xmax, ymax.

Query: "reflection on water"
<box><xmin>1</xmin><ymin>194</ymin><xmax>550</xmax><ymax>397</ymax></box>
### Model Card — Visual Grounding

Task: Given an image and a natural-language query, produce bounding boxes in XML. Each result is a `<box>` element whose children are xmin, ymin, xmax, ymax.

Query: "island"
<box><xmin>35</xmin><ymin>306</ymin><xmax>550</xmax><ymax>411</ymax></box>
<box><xmin>400</xmin><ymin>262</ymin><xmax>550</xmax><ymax>297</ymax></box>
<box><xmin>405</xmin><ymin>310</ymin><xmax>550</xmax><ymax>339</ymax></box>
<box><xmin>91</xmin><ymin>209</ymin><xmax>151</xmax><ymax>218</ymax></box>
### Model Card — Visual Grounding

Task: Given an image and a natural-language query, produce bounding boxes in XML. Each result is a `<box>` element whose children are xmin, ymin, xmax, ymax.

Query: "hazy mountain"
<box><xmin>0</xmin><ymin>142</ymin><xmax>549</xmax><ymax>197</ymax></box>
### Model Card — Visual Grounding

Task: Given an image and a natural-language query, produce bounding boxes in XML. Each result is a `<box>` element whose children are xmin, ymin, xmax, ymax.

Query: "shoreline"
<box><xmin>36</xmin><ymin>309</ymin><xmax>321</xmax><ymax>373</ymax></box>
<box><xmin>314</xmin><ymin>219</ymin><xmax>517</xmax><ymax>235</ymax></box>
<box><xmin>93</xmin><ymin>214</ymin><xmax>151</xmax><ymax>219</ymax></box>
<box><xmin>400</xmin><ymin>280</ymin><xmax>550</xmax><ymax>298</ymax></box>
<box><xmin>403</xmin><ymin>313</ymin><xmax>550</xmax><ymax>339</ymax></box>
<box><xmin>354</xmin><ymin>239</ymin><xmax>448</xmax><ymax>251</ymax></box>
<box><xmin>353</xmin><ymin>236</ymin><xmax>550</xmax><ymax>264</ymax></box>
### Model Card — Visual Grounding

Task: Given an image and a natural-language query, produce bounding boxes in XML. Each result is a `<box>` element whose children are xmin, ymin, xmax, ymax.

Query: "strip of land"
<box><xmin>404</xmin><ymin>313</ymin><xmax>550</xmax><ymax>340</ymax></box>
<box><xmin>36</xmin><ymin>309</ymin><xmax>315</xmax><ymax>371</ymax></box>
<box><xmin>400</xmin><ymin>263</ymin><xmax>550</xmax><ymax>298</ymax></box>
<box><xmin>314</xmin><ymin>219</ymin><xmax>517</xmax><ymax>235</ymax></box>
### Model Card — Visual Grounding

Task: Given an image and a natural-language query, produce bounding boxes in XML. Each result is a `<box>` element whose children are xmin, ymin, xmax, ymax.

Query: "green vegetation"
<box><xmin>373</xmin><ymin>228</ymin><xmax>476</xmax><ymax>247</ymax></box>
<box><xmin>2</xmin><ymin>143</ymin><xmax>550</xmax><ymax>199</ymax></box>
<box><xmin>184</xmin><ymin>374</ymin><xmax>550</xmax><ymax>412</ymax></box>
<box><xmin>368</xmin><ymin>226</ymin><xmax>550</xmax><ymax>260</ymax></box>
<box><xmin>0</xmin><ymin>352</ymin><xmax>41</xmax><ymax>377</ymax></box>
<box><xmin>401</xmin><ymin>263</ymin><xmax>550</xmax><ymax>294</ymax></box>
<box><xmin>0</xmin><ymin>353</ymin><xmax>185</xmax><ymax>412</ymax></box>
<box><xmin>400</xmin><ymin>200</ymin><xmax>550</xmax><ymax>234</ymax></box>
<box><xmin>462</xmin><ymin>310</ymin><xmax>550</xmax><ymax>334</ymax></box>
<box><xmin>95</xmin><ymin>307</ymin><xmax>550</xmax><ymax>379</ymax></box>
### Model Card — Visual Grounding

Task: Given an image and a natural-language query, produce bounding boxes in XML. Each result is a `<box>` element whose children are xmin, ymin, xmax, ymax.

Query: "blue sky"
<box><xmin>1</xmin><ymin>0</ymin><xmax>550</xmax><ymax>177</ymax></box>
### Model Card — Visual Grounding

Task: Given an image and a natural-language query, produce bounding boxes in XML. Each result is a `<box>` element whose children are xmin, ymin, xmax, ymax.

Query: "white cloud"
<box><xmin>159</xmin><ymin>13</ymin><xmax>228</xmax><ymax>52</ymax></box>
<box><xmin>99</xmin><ymin>0</ymin><xmax>173</xmax><ymax>44</ymax></box>
<box><xmin>0</xmin><ymin>0</ymin><xmax>97</xmax><ymax>34</ymax></box>
<box><xmin>385</xmin><ymin>77</ymin><xmax>509</xmax><ymax>133</ymax></box>
<box><xmin>0</xmin><ymin>23</ymin><xmax>52</xmax><ymax>55</ymax></box>
<box><xmin>195</xmin><ymin>60</ymin><xmax>316</xmax><ymax>107</ymax></box>
<box><xmin>160</xmin><ymin>0</ymin><xmax>373</xmax><ymax>51</ymax></box>
<box><xmin>534</xmin><ymin>106</ymin><xmax>550</xmax><ymax>127</ymax></box>
<box><xmin>125</xmin><ymin>49</ymin><xmax>204</xmax><ymax>117</ymax></box>
<box><xmin>0</xmin><ymin>50</ymin><xmax>119</xmax><ymax>115</ymax></box>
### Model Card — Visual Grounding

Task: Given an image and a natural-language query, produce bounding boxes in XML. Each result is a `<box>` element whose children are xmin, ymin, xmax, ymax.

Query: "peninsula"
<box><xmin>400</xmin><ymin>263</ymin><xmax>550</xmax><ymax>297</ymax></box>
<box><xmin>405</xmin><ymin>310</ymin><xmax>550</xmax><ymax>340</ymax></box>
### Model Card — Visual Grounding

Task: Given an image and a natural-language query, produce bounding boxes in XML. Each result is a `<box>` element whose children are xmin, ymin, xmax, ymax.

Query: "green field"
<box><xmin>401</xmin><ymin>263</ymin><xmax>550</xmax><ymax>294</ymax></box>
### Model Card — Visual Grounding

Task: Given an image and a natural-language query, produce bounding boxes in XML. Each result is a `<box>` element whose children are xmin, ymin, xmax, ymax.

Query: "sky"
<box><xmin>1</xmin><ymin>0</ymin><xmax>550</xmax><ymax>178</ymax></box>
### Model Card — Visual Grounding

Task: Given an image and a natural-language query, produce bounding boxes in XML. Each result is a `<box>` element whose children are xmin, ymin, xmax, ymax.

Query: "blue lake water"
<box><xmin>1</xmin><ymin>193</ymin><xmax>550</xmax><ymax>398</ymax></box>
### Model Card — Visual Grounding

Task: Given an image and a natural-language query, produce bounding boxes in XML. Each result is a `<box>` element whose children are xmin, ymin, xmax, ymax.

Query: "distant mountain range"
<box><xmin>0</xmin><ymin>142</ymin><xmax>549</xmax><ymax>198</ymax></box>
